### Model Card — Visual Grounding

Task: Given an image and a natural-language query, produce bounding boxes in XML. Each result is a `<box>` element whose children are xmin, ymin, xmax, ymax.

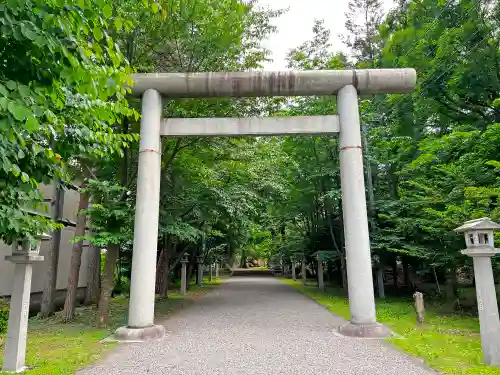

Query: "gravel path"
<box><xmin>77</xmin><ymin>275</ymin><xmax>437</xmax><ymax>375</ymax></box>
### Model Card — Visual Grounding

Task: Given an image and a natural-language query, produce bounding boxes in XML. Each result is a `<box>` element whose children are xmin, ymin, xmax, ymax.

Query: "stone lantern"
<box><xmin>455</xmin><ymin>217</ymin><xmax>500</xmax><ymax>366</ymax></box>
<box><xmin>196</xmin><ymin>255</ymin><xmax>204</xmax><ymax>286</ymax></box>
<box><xmin>3</xmin><ymin>233</ymin><xmax>50</xmax><ymax>373</ymax></box>
<box><xmin>180</xmin><ymin>253</ymin><xmax>189</xmax><ymax>296</ymax></box>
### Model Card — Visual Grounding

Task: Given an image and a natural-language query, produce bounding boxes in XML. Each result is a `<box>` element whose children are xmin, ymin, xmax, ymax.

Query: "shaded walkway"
<box><xmin>78</xmin><ymin>275</ymin><xmax>436</xmax><ymax>375</ymax></box>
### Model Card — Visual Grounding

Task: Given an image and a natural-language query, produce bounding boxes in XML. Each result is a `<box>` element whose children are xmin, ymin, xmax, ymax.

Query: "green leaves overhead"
<box><xmin>0</xmin><ymin>0</ymin><xmax>135</xmax><ymax>242</ymax></box>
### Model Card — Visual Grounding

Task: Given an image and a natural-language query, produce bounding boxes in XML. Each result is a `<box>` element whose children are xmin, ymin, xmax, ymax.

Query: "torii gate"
<box><xmin>114</xmin><ymin>69</ymin><xmax>416</xmax><ymax>341</ymax></box>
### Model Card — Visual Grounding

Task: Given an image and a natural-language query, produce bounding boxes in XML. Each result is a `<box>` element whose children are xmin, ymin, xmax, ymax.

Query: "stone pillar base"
<box><xmin>337</xmin><ymin>322</ymin><xmax>391</xmax><ymax>338</ymax></box>
<box><xmin>112</xmin><ymin>325</ymin><xmax>165</xmax><ymax>342</ymax></box>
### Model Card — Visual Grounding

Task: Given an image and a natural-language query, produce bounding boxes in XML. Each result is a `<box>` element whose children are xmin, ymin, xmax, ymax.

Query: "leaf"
<box><xmin>103</xmin><ymin>4</ymin><xmax>113</xmax><ymax>18</ymax></box>
<box><xmin>5</xmin><ymin>81</ymin><xmax>16</xmax><ymax>90</ymax></box>
<box><xmin>26</xmin><ymin>116</ymin><xmax>39</xmax><ymax>132</ymax></box>
<box><xmin>11</xmin><ymin>164</ymin><xmax>20</xmax><ymax>177</ymax></box>
<box><xmin>0</xmin><ymin>84</ymin><xmax>8</xmax><ymax>97</ymax></box>
<box><xmin>8</xmin><ymin>102</ymin><xmax>31</xmax><ymax>121</ymax></box>
<box><xmin>93</xmin><ymin>26</ymin><xmax>103</xmax><ymax>41</ymax></box>
<box><xmin>20</xmin><ymin>172</ymin><xmax>29</xmax><ymax>183</ymax></box>
<box><xmin>114</xmin><ymin>18</ymin><xmax>122</xmax><ymax>31</ymax></box>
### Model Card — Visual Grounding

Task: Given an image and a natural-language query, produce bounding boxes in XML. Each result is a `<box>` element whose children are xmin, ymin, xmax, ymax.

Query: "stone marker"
<box><xmin>455</xmin><ymin>217</ymin><xmax>500</xmax><ymax>366</ymax></box>
<box><xmin>3</xmin><ymin>234</ymin><xmax>49</xmax><ymax>373</ymax></box>
<box><xmin>413</xmin><ymin>292</ymin><xmax>425</xmax><ymax>325</ymax></box>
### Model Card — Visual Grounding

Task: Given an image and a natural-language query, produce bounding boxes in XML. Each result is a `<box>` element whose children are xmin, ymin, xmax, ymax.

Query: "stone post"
<box><xmin>180</xmin><ymin>253</ymin><xmax>189</xmax><ymax>296</ymax></box>
<box><xmin>455</xmin><ymin>218</ymin><xmax>500</xmax><ymax>365</ymax></box>
<box><xmin>115</xmin><ymin>89</ymin><xmax>165</xmax><ymax>341</ymax></box>
<box><xmin>317</xmin><ymin>256</ymin><xmax>324</xmax><ymax>292</ymax></box>
<box><xmin>337</xmin><ymin>85</ymin><xmax>388</xmax><ymax>338</ymax></box>
<box><xmin>197</xmin><ymin>256</ymin><xmax>204</xmax><ymax>287</ymax></box>
<box><xmin>291</xmin><ymin>258</ymin><xmax>296</xmax><ymax>281</ymax></box>
<box><xmin>3</xmin><ymin>236</ymin><xmax>48</xmax><ymax>373</ymax></box>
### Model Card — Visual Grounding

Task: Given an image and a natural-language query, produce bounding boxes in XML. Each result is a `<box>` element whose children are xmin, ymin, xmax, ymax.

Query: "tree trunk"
<box><xmin>40</xmin><ymin>181</ymin><xmax>65</xmax><ymax>317</ymax></box>
<box><xmin>84</xmin><ymin>243</ymin><xmax>101</xmax><ymax>305</ymax></box>
<box><xmin>403</xmin><ymin>259</ymin><xmax>411</xmax><ymax>287</ymax></box>
<box><xmin>445</xmin><ymin>266</ymin><xmax>460</xmax><ymax>309</ymax></box>
<box><xmin>187</xmin><ymin>263</ymin><xmax>194</xmax><ymax>290</ymax></box>
<box><xmin>377</xmin><ymin>267</ymin><xmax>385</xmax><ymax>298</ymax></box>
<box><xmin>392</xmin><ymin>256</ymin><xmax>399</xmax><ymax>294</ymax></box>
<box><xmin>98</xmin><ymin>244</ymin><xmax>119</xmax><ymax>326</ymax></box>
<box><xmin>155</xmin><ymin>248</ymin><xmax>166</xmax><ymax>294</ymax></box>
<box><xmin>340</xmin><ymin>255</ymin><xmax>348</xmax><ymax>292</ymax></box>
<box><xmin>62</xmin><ymin>181</ymin><xmax>90</xmax><ymax>321</ymax></box>
<box><xmin>159</xmin><ymin>244</ymin><xmax>174</xmax><ymax>298</ymax></box>
<box><xmin>432</xmin><ymin>266</ymin><xmax>442</xmax><ymax>296</ymax></box>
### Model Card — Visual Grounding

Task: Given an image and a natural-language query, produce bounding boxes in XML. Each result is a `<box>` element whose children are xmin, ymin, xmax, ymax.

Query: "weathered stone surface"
<box><xmin>337</xmin><ymin>322</ymin><xmax>392</xmax><ymax>338</ymax></box>
<box><xmin>113</xmin><ymin>325</ymin><xmax>166</xmax><ymax>342</ymax></box>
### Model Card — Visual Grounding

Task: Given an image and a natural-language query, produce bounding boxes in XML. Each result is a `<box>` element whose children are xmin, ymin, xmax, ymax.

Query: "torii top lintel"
<box><xmin>129</xmin><ymin>68</ymin><xmax>417</xmax><ymax>98</ymax></box>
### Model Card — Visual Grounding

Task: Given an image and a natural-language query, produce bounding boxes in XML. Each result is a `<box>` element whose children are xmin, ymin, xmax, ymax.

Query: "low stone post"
<box><xmin>3</xmin><ymin>234</ymin><xmax>49</xmax><ymax>373</ymax></box>
<box><xmin>197</xmin><ymin>255</ymin><xmax>204</xmax><ymax>287</ymax></box>
<box><xmin>291</xmin><ymin>257</ymin><xmax>296</xmax><ymax>281</ymax></box>
<box><xmin>180</xmin><ymin>253</ymin><xmax>189</xmax><ymax>296</ymax></box>
<box><xmin>455</xmin><ymin>218</ymin><xmax>500</xmax><ymax>366</ymax></box>
<box><xmin>413</xmin><ymin>292</ymin><xmax>425</xmax><ymax>325</ymax></box>
<box><xmin>317</xmin><ymin>255</ymin><xmax>324</xmax><ymax>292</ymax></box>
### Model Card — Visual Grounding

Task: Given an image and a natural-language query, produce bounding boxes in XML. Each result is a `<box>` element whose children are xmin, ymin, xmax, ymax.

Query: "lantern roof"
<box><xmin>455</xmin><ymin>217</ymin><xmax>500</xmax><ymax>233</ymax></box>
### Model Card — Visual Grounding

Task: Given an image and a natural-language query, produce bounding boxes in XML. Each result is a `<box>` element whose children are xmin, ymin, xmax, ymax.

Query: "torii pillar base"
<box><xmin>337</xmin><ymin>322</ymin><xmax>391</xmax><ymax>338</ymax></box>
<box><xmin>113</xmin><ymin>325</ymin><xmax>165</xmax><ymax>343</ymax></box>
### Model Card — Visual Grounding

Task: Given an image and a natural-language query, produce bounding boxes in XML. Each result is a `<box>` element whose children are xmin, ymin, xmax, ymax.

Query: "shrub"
<box><xmin>0</xmin><ymin>299</ymin><xmax>9</xmax><ymax>334</ymax></box>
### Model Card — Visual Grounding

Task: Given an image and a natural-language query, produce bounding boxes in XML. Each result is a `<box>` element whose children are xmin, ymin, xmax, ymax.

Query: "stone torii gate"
<box><xmin>114</xmin><ymin>69</ymin><xmax>416</xmax><ymax>341</ymax></box>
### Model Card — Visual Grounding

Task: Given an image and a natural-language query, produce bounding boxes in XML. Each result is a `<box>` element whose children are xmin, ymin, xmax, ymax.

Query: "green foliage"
<box><xmin>0</xmin><ymin>0</ymin><xmax>136</xmax><ymax>243</ymax></box>
<box><xmin>78</xmin><ymin>180</ymin><xmax>134</xmax><ymax>248</ymax></box>
<box><xmin>0</xmin><ymin>299</ymin><xmax>8</xmax><ymax>334</ymax></box>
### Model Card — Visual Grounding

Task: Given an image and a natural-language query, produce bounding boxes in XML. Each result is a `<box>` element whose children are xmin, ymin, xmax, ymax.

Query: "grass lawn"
<box><xmin>0</xmin><ymin>277</ymin><xmax>225</xmax><ymax>375</ymax></box>
<box><xmin>281</xmin><ymin>278</ymin><xmax>500</xmax><ymax>375</ymax></box>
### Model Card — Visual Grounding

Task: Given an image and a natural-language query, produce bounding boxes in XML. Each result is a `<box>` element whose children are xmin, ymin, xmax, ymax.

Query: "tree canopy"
<box><xmin>2</xmin><ymin>0</ymin><xmax>500</xmax><ymax>321</ymax></box>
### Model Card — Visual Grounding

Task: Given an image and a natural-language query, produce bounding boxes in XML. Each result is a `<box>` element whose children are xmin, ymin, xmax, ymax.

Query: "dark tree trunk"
<box><xmin>155</xmin><ymin>248</ymin><xmax>166</xmax><ymax>294</ymax></box>
<box><xmin>40</xmin><ymin>181</ymin><xmax>64</xmax><ymax>317</ymax></box>
<box><xmin>98</xmin><ymin>244</ymin><xmax>119</xmax><ymax>326</ymax></box>
<box><xmin>84</xmin><ymin>243</ymin><xmax>101</xmax><ymax>305</ymax></box>
<box><xmin>403</xmin><ymin>259</ymin><xmax>411</xmax><ymax>287</ymax></box>
<box><xmin>159</xmin><ymin>243</ymin><xmax>175</xmax><ymax>297</ymax></box>
<box><xmin>63</xmin><ymin>180</ymin><xmax>90</xmax><ymax>321</ymax></box>
<box><xmin>392</xmin><ymin>256</ymin><xmax>399</xmax><ymax>294</ymax></box>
